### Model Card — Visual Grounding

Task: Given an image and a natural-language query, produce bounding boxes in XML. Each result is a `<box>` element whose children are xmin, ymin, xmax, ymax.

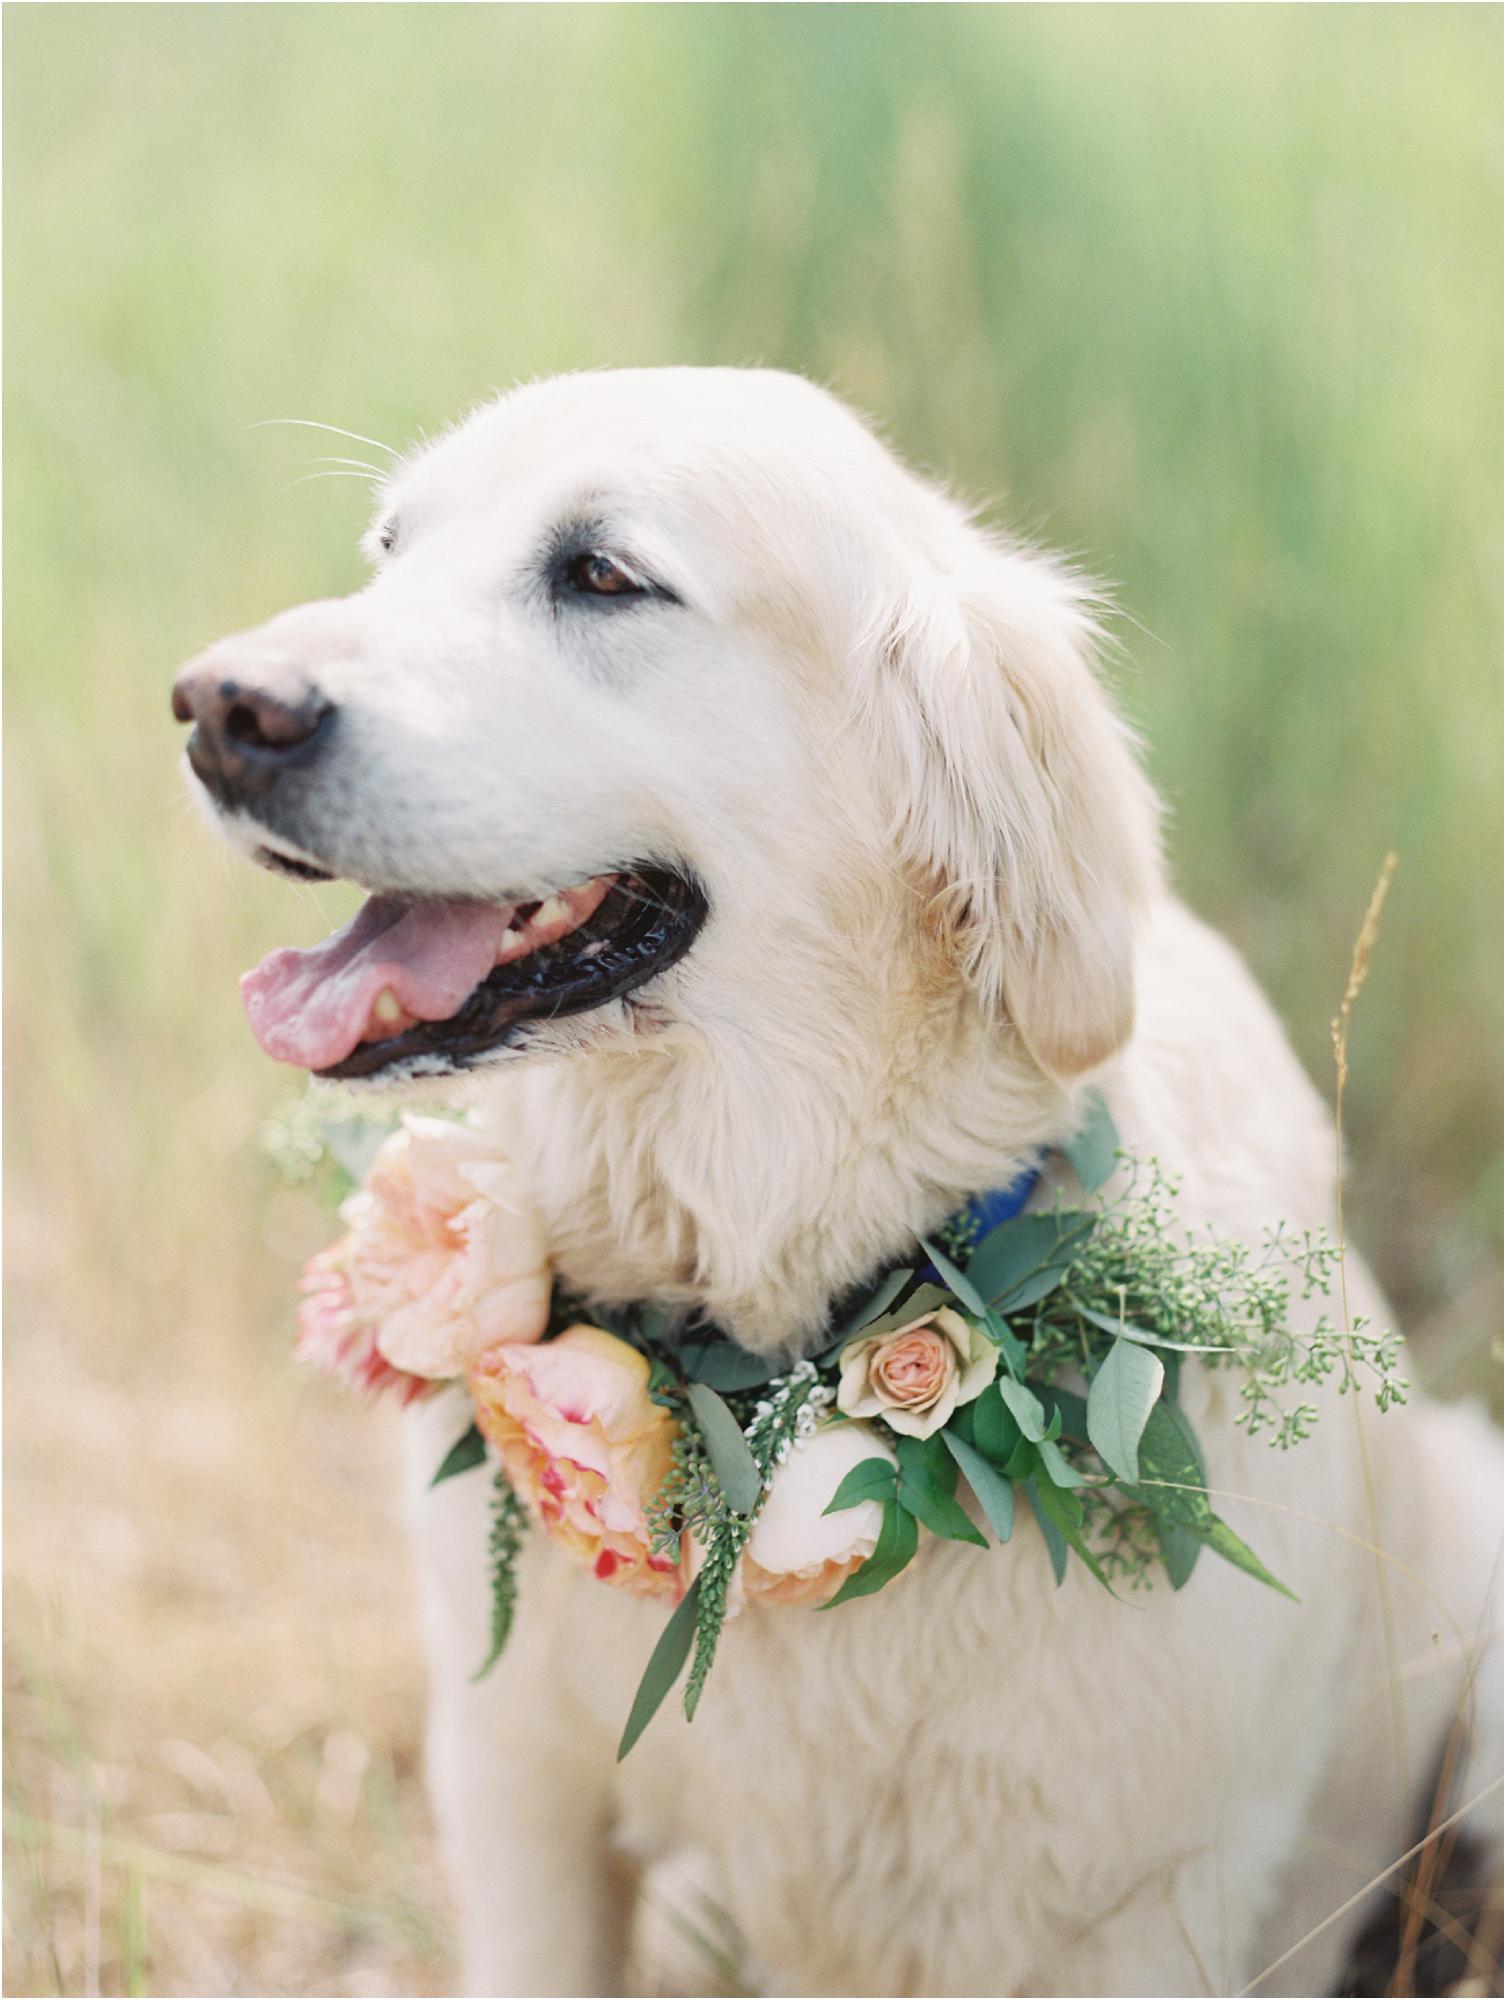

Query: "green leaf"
<box><xmin>998</xmin><ymin>1376</ymin><xmax>1051</xmax><ymax>1443</ymax></box>
<box><xmin>1038</xmin><ymin>1386</ymin><xmax>1090</xmax><ymax>1440</ymax></box>
<box><xmin>618</xmin><ymin>1579</ymin><xmax>702</xmax><ymax>1760</ymax></box>
<box><xmin>1061</xmin><ymin>1091</ymin><xmax>1119</xmax><ymax>1194</ymax></box>
<box><xmin>685</xmin><ymin>1384</ymin><xmax>762</xmax><ymax>1515</ymax></box>
<box><xmin>679</xmin><ymin>1341</ymin><xmax>784</xmax><ymax>1392</ymax></box>
<box><xmin>320</xmin><ymin>1114</ymin><xmax>392</xmax><ymax>1186</ymax></box>
<box><xmin>917</xmin><ymin>1237</ymin><xmax>990</xmax><ymax>1317</ymax></box>
<box><xmin>822</xmin><ymin>1456</ymin><xmax>899</xmax><ymax>1515</ymax></box>
<box><xmin>1086</xmin><ymin>1337</ymin><xmax>1165</xmax><ymax>1483</ymax></box>
<box><xmin>820</xmin><ymin>1500</ymin><xmax>920</xmax><ymax>1608</ymax></box>
<box><xmin>941</xmin><ymin>1430</ymin><xmax>1016</xmax><ymax>1542</ymax></box>
<box><xmin>895</xmin><ymin>1436</ymin><xmax>987</xmax><ymax>1547</ymax></box>
<box><xmin>1030</xmin><ymin>1476</ymin><xmax>1118</xmax><ymax>1595</ymax></box>
<box><xmin>822</xmin><ymin>1267</ymin><xmax>913</xmax><ymax>1353</ymax></box>
<box><xmin>431</xmin><ymin>1422</ymin><xmax>486</xmax><ymax>1487</ymax></box>
<box><xmin>1004</xmin><ymin>1433</ymin><xmax>1039</xmax><ymax>1480</ymax></box>
<box><xmin>969</xmin><ymin>1212</ymin><xmax>1095</xmax><ymax>1310</ymax></box>
<box><xmin>972</xmin><ymin>1383</ymin><xmax>1023</xmax><ymax>1463</ymax></box>
<box><xmin>1193</xmin><ymin>1517</ymin><xmax>1298</xmax><ymax>1601</ymax></box>
<box><xmin>843</xmin><ymin>1282</ymin><xmax>951</xmax><ymax>1348</ymax></box>
<box><xmin>1156</xmin><ymin>1516</ymin><xmax>1202</xmax><ymax>1589</ymax></box>
<box><xmin>1127</xmin><ymin>1405</ymin><xmax>1294</xmax><ymax>1598</ymax></box>
<box><xmin>1024</xmin><ymin>1475</ymin><xmax>1068</xmax><ymax>1583</ymax></box>
<box><xmin>472</xmin><ymin>1474</ymin><xmax>529</xmax><ymax>1681</ymax></box>
<box><xmin>1074</xmin><ymin>1303</ymin><xmax>1225</xmax><ymax>1355</ymax></box>
<box><xmin>1036</xmin><ymin>1437</ymin><xmax>1086</xmax><ymax>1489</ymax></box>
<box><xmin>1129</xmin><ymin>1400</ymin><xmax>1212</xmax><ymax>1527</ymax></box>
<box><xmin>994</xmin><ymin>1264</ymin><xmax>1073</xmax><ymax>1314</ymax></box>
<box><xmin>635</xmin><ymin>1303</ymin><xmax>673</xmax><ymax>1346</ymax></box>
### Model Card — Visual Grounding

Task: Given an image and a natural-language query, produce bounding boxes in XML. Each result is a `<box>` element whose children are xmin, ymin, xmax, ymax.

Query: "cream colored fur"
<box><xmin>201</xmin><ymin>369</ymin><xmax>1500</xmax><ymax>1995</ymax></box>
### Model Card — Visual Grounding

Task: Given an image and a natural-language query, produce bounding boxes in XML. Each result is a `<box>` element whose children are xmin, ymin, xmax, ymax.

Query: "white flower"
<box><xmin>742</xmin><ymin>1421</ymin><xmax>897</xmax><ymax>1607</ymax></box>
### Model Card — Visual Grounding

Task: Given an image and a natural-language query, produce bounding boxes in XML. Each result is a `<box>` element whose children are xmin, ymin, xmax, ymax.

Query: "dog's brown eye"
<box><xmin>568</xmin><ymin>551</ymin><xmax>643</xmax><ymax>597</ymax></box>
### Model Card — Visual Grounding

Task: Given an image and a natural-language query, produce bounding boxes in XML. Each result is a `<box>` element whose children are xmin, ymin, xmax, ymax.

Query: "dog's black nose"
<box><xmin>172</xmin><ymin>658</ymin><xmax>333</xmax><ymax>807</ymax></box>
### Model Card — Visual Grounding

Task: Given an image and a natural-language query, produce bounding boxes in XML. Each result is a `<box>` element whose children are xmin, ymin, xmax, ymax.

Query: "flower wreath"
<box><xmin>272</xmin><ymin>1093</ymin><xmax>1406</xmax><ymax>1759</ymax></box>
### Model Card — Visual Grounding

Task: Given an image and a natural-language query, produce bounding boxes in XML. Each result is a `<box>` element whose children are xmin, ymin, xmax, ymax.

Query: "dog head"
<box><xmin>174</xmin><ymin>367</ymin><xmax>1161</xmax><ymax>1086</ymax></box>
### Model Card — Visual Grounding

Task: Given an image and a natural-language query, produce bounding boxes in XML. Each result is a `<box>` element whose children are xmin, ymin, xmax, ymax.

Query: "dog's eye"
<box><xmin>565</xmin><ymin>551</ymin><xmax>644</xmax><ymax>599</ymax></box>
<box><xmin>378</xmin><ymin>520</ymin><xmax>397</xmax><ymax>554</ymax></box>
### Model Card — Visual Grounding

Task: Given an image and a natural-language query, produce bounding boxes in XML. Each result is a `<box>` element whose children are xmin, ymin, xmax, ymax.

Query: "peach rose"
<box><xmin>304</xmin><ymin>1116</ymin><xmax>552</xmax><ymax>1385</ymax></box>
<box><xmin>469</xmin><ymin>1326</ymin><xmax>681</xmax><ymax>1599</ymax></box>
<box><xmin>741</xmin><ymin>1422</ymin><xmax>897</xmax><ymax>1607</ymax></box>
<box><xmin>836</xmin><ymin>1306</ymin><xmax>996</xmax><ymax>1439</ymax></box>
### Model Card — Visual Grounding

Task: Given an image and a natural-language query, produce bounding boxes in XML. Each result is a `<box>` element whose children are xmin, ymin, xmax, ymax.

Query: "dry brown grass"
<box><xmin>4</xmin><ymin>948</ymin><xmax>457</xmax><ymax>1993</ymax></box>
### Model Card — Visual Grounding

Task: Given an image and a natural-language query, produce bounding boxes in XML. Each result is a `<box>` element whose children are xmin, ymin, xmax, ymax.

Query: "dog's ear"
<box><xmin>867</xmin><ymin>538</ymin><xmax>1162</xmax><ymax>1079</ymax></box>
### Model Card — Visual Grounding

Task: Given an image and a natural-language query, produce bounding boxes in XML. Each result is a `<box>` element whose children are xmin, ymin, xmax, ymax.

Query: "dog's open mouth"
<box><xmin>240</xmin><ymin>866</ymin><xmax>707</xmax><ymax>1081</ymax></box>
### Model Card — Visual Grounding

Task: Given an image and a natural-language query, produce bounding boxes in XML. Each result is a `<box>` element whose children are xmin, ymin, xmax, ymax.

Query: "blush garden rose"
<box><xmin>835</xmin><ymin>1305</ymin><xmax>996</xmax><ymax>1439</ymax></box>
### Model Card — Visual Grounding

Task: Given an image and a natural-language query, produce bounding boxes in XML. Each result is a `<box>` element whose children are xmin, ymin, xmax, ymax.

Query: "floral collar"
<box><xmin>280</xmin><ymin>1090</ymin><xmax>1405</xmax><ymax>1759</ymax></box>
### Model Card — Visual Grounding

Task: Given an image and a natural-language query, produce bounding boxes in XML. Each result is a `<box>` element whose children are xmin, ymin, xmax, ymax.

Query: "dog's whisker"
<box><xmin>280</xmin><ymin>470</ymin><xmax>385</xmax><ymax>494</ymax></box>
<box><xmin>248</xmin><ymin>417</ymin><xmax>400</xmax><ymax>458</ymax></box>
<box><xmin>308</xmin><ymin>454</ymin><xmax>389</xmax><ymax>478</ymax></box>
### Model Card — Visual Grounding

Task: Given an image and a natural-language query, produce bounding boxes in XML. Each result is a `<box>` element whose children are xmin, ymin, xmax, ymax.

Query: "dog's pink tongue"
<box><xmin>241</xmin><ymin>896</ymin><xmax>509</xmax><ymax>1071</ymax></box>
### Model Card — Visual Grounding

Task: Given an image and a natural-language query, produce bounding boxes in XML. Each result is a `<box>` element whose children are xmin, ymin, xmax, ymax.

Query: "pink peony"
<box><xmin>295</xmin><ymin>1246</ymin><xmax>434</xmax><ymax>1404</ymax></box>
<box><xmin>297</xmin><ymin>1116</ymin><xmax>553</xmax><ymax>1396</ymax></box>
<box><xmin>469</xmin><ymin>1326</ymin><xmax>681</xmax><ymax>1599</ymax></box>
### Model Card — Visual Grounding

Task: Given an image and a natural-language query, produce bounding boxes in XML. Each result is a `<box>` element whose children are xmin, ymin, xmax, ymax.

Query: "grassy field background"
<box><xmin>5</xmin><ymin>6</ymin><xmax>1500</xmax><ymax>1993</ymax></box>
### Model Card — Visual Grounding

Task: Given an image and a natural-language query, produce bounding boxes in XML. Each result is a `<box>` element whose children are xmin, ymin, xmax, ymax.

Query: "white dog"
<box><xmin>175</xmin><ymin>367</ymin><xmax>1500</xmax><ymax>1997</ymax></box>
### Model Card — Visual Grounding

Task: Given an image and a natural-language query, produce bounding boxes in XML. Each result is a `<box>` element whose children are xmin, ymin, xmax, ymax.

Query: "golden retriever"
<box><xmin>174</xmin><ymin>368</ymin><xmax>1501</xmax><ymax>1997</ymax></box>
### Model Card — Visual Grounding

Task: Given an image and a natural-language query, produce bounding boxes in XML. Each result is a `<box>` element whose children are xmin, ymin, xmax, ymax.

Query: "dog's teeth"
<box><xmin>372</xmin><ymin>988</ymin><xmax>403</xmax><ymax>1025</ymax></box>
<box><xmin>534</xmin><ymin>895</ymin><xmax>570</xmax><ymax>930</ymax></box>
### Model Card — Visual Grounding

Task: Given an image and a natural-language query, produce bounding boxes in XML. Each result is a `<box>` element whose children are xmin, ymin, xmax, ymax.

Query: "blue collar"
<box><xmin>917</xmin><ymin>1157</ymin><xmax>1042</xmax><ymax>1282</ymax></box>
<box><xmin>954</xmin><ymin>1158</ymin><xmax>1041</xmax><ymax>1238</ymax></box>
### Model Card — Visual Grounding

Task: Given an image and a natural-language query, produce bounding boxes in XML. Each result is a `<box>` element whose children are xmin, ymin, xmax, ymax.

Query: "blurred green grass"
<box><xmin>3</xmin><ymin>6</ymin><xmax>1500</xmax><ymax>1991</ymax></box>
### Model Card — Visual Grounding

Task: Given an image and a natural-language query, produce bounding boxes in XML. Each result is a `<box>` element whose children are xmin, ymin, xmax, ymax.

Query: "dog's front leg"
<box><xmin>405</xmin><ymin>1397</ymin><xmax>633</xmax><ymax>1999</ymax></box>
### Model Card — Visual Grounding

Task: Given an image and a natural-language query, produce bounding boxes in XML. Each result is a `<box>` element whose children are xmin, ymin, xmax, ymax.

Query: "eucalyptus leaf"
<box><xmin>972</xmin><ymin>1384</ymin><xmax>1023</xmax><ymax>1464</ymax></box>
<box><xmin>1086</xmin><ymin>1338</ymin><xmax>1165</xmax><ymax>1483</ymax></box>
<box><xmin>685</xmin><ymin>1383</ymin><xmax>763</xmax><ymax>1514</ymax></box>
<box><xmin>821</xmin><ymin>1499</ymin><xmax>919</xmax><ymax>1608</ymax></box>
<box><xmin>822</xmin><ymin>1267</ymin><xmax>913</xmax><ymax>1353</ymax></box>
<box><xmin>1061</xmin><ymin>1091</ymin><xmax>1119</xmax><ymax>1194</ymax></box>
<box><xmin>617</xmin><ymin>1579</ymin><xmax>701</xmax><ymax>1761</ymax></box>
<box><xmin>822</xmin><ymin>1456</ymin><xmax>899</xmax><ymax>1516</ymax></box>
<box><xmin>635</xmin><ymin>1303</ymin><xmax>674</xmax><ymax>1346</ymax></box>
<box><xmin>968</xmin><ymin>1212</ymin><xmax>1095</xmax><ymax>1309</ymax></box>
<box><xmin>917</xmin><ymin>1236</ymin><xmax>990</xmax><ymax>1317</ymax></box>
<box><xmin>993</xmin><ymin>1264</ymin><xmax>1073</xmax><ymax>1315</ymax></box>
<box><xmin>998</xmin><ymin>1376</ymin><xmax>1050</xmax><ymax>1443</ymax></box>
<box><xmin>1024</xmin><ymin>1476</ymin><xmax>1069</xmax><ymax>1584</ymax></box>
<box><xmin>1156</xmin><ymin>1516</ymin><xmax>1202</xmax><ymax>1589</ymax></box>
<box><xmin>1036</xmin><ymin>1437</ymin><xmax>1086</xmax><ymax>1489</ymax></box>
<box><xmin>941</xmin><ymin>1430</ymin><xmax>1016</xmax><ymax>1542</ymax></box>
<box><xmin>431</xmin><ymin>1423</ymin><xmax>487</xmax><ymax>1487</ymax></box>
<box><xmin>1030</xmin><ymin>1476</ymin><xmax>1118</xmax><ymax>1595</ymax></box>
<box><xmin>1074</xmin><ymin>1303</ymin><xmax>1226</xmax><ymax>1355</ymax></box>
<box><xmin>679</xmin><ymin>1342</ymin><xmax>784</xmax><ymax>1392</ymax></box>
